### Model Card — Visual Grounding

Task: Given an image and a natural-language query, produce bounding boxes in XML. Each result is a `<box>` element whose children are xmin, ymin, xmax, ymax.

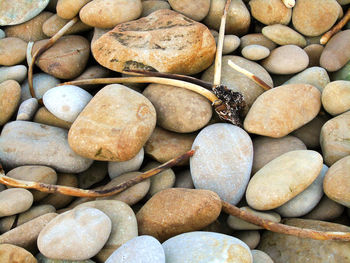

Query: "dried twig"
<box><xmin>0</xmin><ymin>150</ymin><xmax>194</xmax><ymax>198</ymax></box>
<box><xmin>320</xmin><ymin>8</ymin><xmax>350</xmax><ymax>45</ymax></box>
<box><xmin>222</xmin><ymin>201</ymin><xmax>350</xmax><ymax>241</ymax></box>
<box><xmin>281</xmin><ymin>0</ymin><xmax>295</xmax><ymax>8</ymax></box>
<box><xmin>28</xmin><ymin>16</ymin><xmax>79</xmax><ymax>102</ymax></box>
<box><xmin>228</xmin><ymin>60</ymin><xmax>272</xmax><ymax>91</ymax></box>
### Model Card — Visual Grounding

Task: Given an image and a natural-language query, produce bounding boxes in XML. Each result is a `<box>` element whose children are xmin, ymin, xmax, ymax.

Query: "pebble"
<box><xmin>175</xmin><ymin>169</ymin><xmax>194</xmax><ymax>189</ymax></box>
<box><xmin>0</xmin><ymin>29</ymin><xmax>4</xmax><ymax>39</ymax></box>
<box><xmin>304</xmin><ymin>44</ymin><xmax>324</xmax><ymax>67</ymax></box>
<box><xmin>98</xmin><ymin>172</ymin><xmax>150</xmax><ymax>206</ymax></box>
<box><xmin>17</xmin><ymin>98</ymin><xmax>39</xmax><ymax>121</ymax></box>
<box><xmin>262</xmin><ymin>24</ymin><xmax>307</xmax><ymax>47</ymax></box>
<box><xmin>190</xmin><ymin>123</ymin><xmax>253</xmax><ymax>205</ymax></box>
<box><xmin>43</xmin><ymin>85</ymin><xmax>92</xmax><ymax>122</ymax></box>
<box><xmin>0</xmin><ymin>37</ymin><xmax>27</xmax><ymax>66</ymax></box>
<box><xmin>320</xmin><ymin>30</ymin><xmax>350</xmax><ymax>72</ymax></box>
<box><xmin>21</xmin><ymin>73</ymin><xmax>60</xmax><ymax>101</ymax></box>
<box><xmin>0</xmin><ymin>244</ymin><xmax>37</xmax><ymax>263</ymax></box>
<box><xmin>251</xmin><ymin>250</ymin><xmax>274</xmax><ymax>263</ymax></box>
<box><xmin>0</xmin><ymin>121</ymin><xmax>92</xmax><ymax>173</ymax></box>
<box><xmin>252</xmin><ymin>135</ymin><xmax>306</xmax><ymax>174</ymax></box>
<box><xmin>261</xmin><ymin>45</ymin><xmax>309</xmax><ymax>74</ymax></box>
<box><xmin>258</xmin><ymin>218</ymin><xmax>350</xmax><ymax>262</ymax></box>
<box><xmin>220</xmin><ymin>35</ymin><xmax>241</xmax><ymax>54</ymax></box>
<box><xmin>275</xmin><ymin>164</ymin><xmax>328</xmax><ymax>217</ymax></box>
<box><xmin>36</xmin><ymin>253</ymin><xmax>95</xmax><ymax>263</ymax></box>
<box><xmin>324</xmin><ymin>156</ymin><xmax>350</xmax><ymax>207</ymax></box>
<box><xmin>106</xmin><ymin>235</ymin><xmax>165</xmax><ymax>263</ymax></box>
<box><xmin>145</xmin><ymin>127</ymin><xmax>195</xmax><ymax>164</ymax></box>
<box><xmin>162</xmin><ymin>231</ymin><xmax>252</xmax><ymax>263</ymax></box>
<box><xmin>244</xmin><ymin>84</ymin><xmax>321</xmax><ymax>138</ymax></box>
<box><xmin>303</xmin><ymin>195</ymin><xmax>345</xmax><ymax>221</ymax></box>
<box><xmin>141</xmin><ymin>1</ymin><xmax>171</xmax><ymax>17</ymax></box>
<box><xmin>78</xmin><ymin>161</ymin><xmax>107</xmax><ymax>189</ymax></box>
<box><xmin>42</xmin><ymin>15</ymin><xmax>91</xmax><ymax>37</ymax></box>
<box><xmin>56</xmin><ymin>0</ymin><xmax>91</xmax><ymax>19</ymax></box>
<box><xmin>292</xmin><ymin>0</ymin><xmax>340</xmax><ymax>36</ymax></box>
<box><xmin>283</xmin><ymin>66</ymin><xmax>330</xmax><ymax>92</ymax></box>
<box><xmin>0</xmin><ymin>0</ymin><xmax>49</xmax><ymax>26</ymax></box>
<box><xmin>136</xmin><ymin>188</ymin><xmax>222</xmax><ymax>242</ymax></box>
<box><xmin>168</xmin><ymin>0</ymin><xmax>210</xmax><ymax>21</ymax></box>
<box><xmin>108</xmin><ymin>148</ymin><xmax>144</xmax><ymax>179</ymax></box>
<box><xmin>92</xmin><ymin>10</ymin><xmax>216</xmax><ymax>75</ymax></box>
<box><xmin>6</xmin><ymin>165</ymin><xmax>57</xmax><ymax>201</ymax></box>
<box><xmin>332</xmin><ymin>60</ymin><xmax>350</xmax><ymax>81</ymax></box>
<box><xmin>32</xmin><ymin>35</ymin><xmax>90</xmax><ymax>79</ymax></box>
<box><xmin>33</xmin><ymin>107</ymin><xmax>72</xmax><ymax>129</ymax></box>
<box><xmin>38</xmin><ymin>207</ymin><xmax>111</xmax><ymax>260</ymax></box>
<box><xmin>73</xmin><ymin>65</ymin><xmax>111</xmax><ymax>90</ymax></box>
<box><xmin>0</xmin><ymin>80</ymin><xmax>21</xmax><ymax>125</ymax></box>
<box><xmin>203</xmin><ymin>0</ymin><xmax>250</xmax><ymax>35</ymax></box>
<box><xmin>227</xmin><ymin>207</ymin><xmax>281</xmax><ymax>230</ymax></box>
<box><xmin>0</xmin><ymin>65</ymin><xmax>27</xmax><ymax>84</ymax></box>
<box><xmin>17</xmin><ymin>204</ymin><xmax>56</xmax><ymax>226</ymax></box>
<box><xmin>76</xmin><ymin>200</ymin><xmax>138</xmax><ymax>262</ymax></box>
<box><xmin>322</xmin><ymin>80</ymin><xmax>350</xmax><ymax>115</ymax></box>
<box><xmin>143</xmin><ymin>84</ymin><xmax>212</xmax><ymax>133</ymax></box>
<box><xmin>320</xmin><ymin>111</ymin><xmax>350</xmax><ymax>166</ymax></box>
<box><xmin>234</xmin><ymin>230</ymin><xmax>260</xmax><ymax>249</ymax></box>
<box><xmin>0</xmin><ymin>216</ymin><xmax>15</xmax><ymax>233</ymax></box>
<box><xmin>4</xmin><ymin>12</ymin><xmax>53</xmax><ymax>42</ymax></box>
<box><xmin>202</xmin><ymin>56</ymin><xmax>273</xmax><ymax>113</ymax></box>
<box><xmin>0</xmin><ymin>188</ymin><xmax>33</xmax><ymax>217</ymax></box>
<box><xmin>241</xmin><ymin>45</ymin><xmax>270</xmax><ymax>61</ymax></box>
<box><xmin>68</xmin><ymin>84</ymin><xmax>156</xmax><ymax>161</ymax></box>
<box><xmin>246</xmin><ymin>150</ymin><xmax>323</xmax><ymax>210</ymax></box>
<box><xmin>240</xmin><ymin>33</ymin><xmax>277</xmax><ymax>51</ymax></box>
<box><xmin>249</xmin><ymin>0</ymin><xmax>291</xmax><ymax>25</ymax></box>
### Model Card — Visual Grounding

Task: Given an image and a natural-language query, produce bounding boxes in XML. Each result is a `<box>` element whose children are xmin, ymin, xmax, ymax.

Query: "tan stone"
<box><xmin>168</xmin><ymin>0</ymin><xmax>210</xmax><ymax>21</ymax></box>
<box><xmin>42</xmin><ymin>15</ymin><xmax>91</xmax><ymax>37</ymax></box>
<box><xmin>262</xmin><ymin>24</ymin><xmax>307</xmax><ymax>47</ymax></box>
<box><xmin>251</xmin><ymin>250</ymin><xmax>274</xmax><ymax>263</ymax></box>
<box><xmin>234</xmin><ymin>230</ymin><xmax>260</xmax><ymax>250</ymax></box>
<box><xmin>241</xmin><ymin>45</ymin><xmax>270</xmax><ymax>61</ymax></box>
<box><xmin>33</xmin><ymin>107</ymin><xmax>72</xmax><ymax>129</ymax></box>
<box><xmin>249</xmin><ymin>0</ymin><xmax>291</xmax><ymax>25</ymax></box>
<box><xmin>0</xmin><ymin>37</ymin><xmax>26</xmax><ymax>66</ymax></box>
<box><xmin>246</xmin><ymin>150</ymin><xmax>323</xmax><ymax>210</ymax></box>
<box><xmin>240</xmin><ymin>33</ymin><xmax>277</xmax><ymax>51</ymax></box>
<box><xmin>0</xmin><ymin>244</ymin><xmax>37</xmax><ymax>263</ymax></box>
<box><xmin>244</xmin><ymin>84</ymin><xmax>321</xmax><ymax>138</ymax></box>
<box><xmin>0</xmin><ymin>188</ymin><xmax>33</xmax><ymax>217</ymax></box>
<box><xmin>17</xmin><ymin>205</ymin><xmax>56</xmax><ymax>226</ymax></box>
<box><xmin>57</xmin><ymin>0</ymin><xmax>92</xmax><ymax>19</ymax></box>
<box><xmin>0</xmin><ymin>80</ymin><xmax>21</xmax><ymax>125</ymax></box>
<box><xmin>322</xmin><ymin>80</ymin><xmax>350</xmax><ymax>115</ymax></box>
<box><xmin>68</xmin><ymin>84</ymin><xmax>156</xmax><ymax>161</ymax></box>
<box><xmin>92</xmin><ymin>9</ymin><xmax>216</xmax><ymax>75</ymax></box>
<box><xmin>137</xmin><ymin>188</ymin><xmax>222</xmax><ymax>242</ymax></box>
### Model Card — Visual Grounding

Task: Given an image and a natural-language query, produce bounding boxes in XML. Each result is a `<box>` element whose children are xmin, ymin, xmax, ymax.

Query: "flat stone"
<box><xmin>68</xmin><ymin>84</ymin><xmax>156</xmax><ymax>162</ymax></box>
<box><xmin>162</xmin><ymin>231</ymin><xmax>252</xmax><ymax>263</ymax></box>
<box><xmin>320</xmin><ymin>111</ymin><xmax>350</xmax><ymax>166</ymax></box>
<box><xmin>303</xmin><ymin>195</ymin><xmax>344</xmax><ymax>221</ymax></box>
<box><xmin>261</xmin><ymin>45</ymin><xmax>309</xmax><ymax>74</ymax></box>
<box><xmin>0</xmin><ymin>188</ymin><xmax>33</xmax><ymax>217</ymax></box>
<box><xmin>234</xmin><ymin>230</ymin><xmax>260</xmax><ymax>249</ymax></box>
<box><xmin>241</xmin><ymin>45</ymin><xmax>270</xmax><ymax>61</ymax></box>
<box><xmin>240</xmin><ymin>33</ymin><xmax>277</xmax><ymax>51</ymax></box>
<box><xmin>246</xmin><ymin>150</ymin><xmax>323</xmax><ymax>210</ymax></box>
<box><xmin>108</xmin><ymin>148</ymin><xmax>143</xmax><ymax>180</ymax></box>
<box><xmin>252</xmin><ymin>135</ymin><xmax>306</xmax><ymax>174</ymax></box>
<box><xmin>168</xmin><ymin>0</ymin><xmax>210</xmax><ymax>21</ymax></box>
<box><xmin>244</xmin><ymin>84</ymin><xmax>321</xmax><ymax>138</ymax></box>
<box><xmin>33</xmin><ymin>107</ymin><xmax>72</xmax><ymax>130</ymax></box>
<box><xmin>322</xmin><ymin>80</ymin><xmax>350</xmax><ymax>115</ymax></box>
<box><xmin>141</xmin><ymin>1</ymin><xmax>171</xmax><ymax>17</ymax></box>
<box><xmin>17</xmin><ymin>98</ymin><xmax>39</xmax><ymax>121</ymax></box>
<box><xmin>38</xmin><ymin>207</ymin><xmax>111</xmax><ymax>261</ymax></box>
<box><xmin>258</xmin><ymin>218</ymin><xmax>350</xmax><ymax>263</ymax></box>
<box><xmin>251</xmin><ymin>250</ymin><xmax>274</xmax><ymax>263</ymax></box>
<box><xmin>0</xmin><ymin>37</ymin><xmax>27</xmax><ymax>66</ymax></box>
<box><xmin>249</xmin><ymin>0</ymin><xmax>291</xmax><ymax>25</ymax></box>
<box><xmin>262</xmin><ymin>24</ymin><xmax>307</xmax><ymax>47</ymax></box>
<box><xmin>304</xmin><ymin>44</ymin><xmax>324</xmax><ymax>67</ymax></box>
<box><xmin>143</xmin><ymin>162</ymin><xmax>175</xmax><ymax>197</ymax></box>
<box><xmin>190</xmin><ymin>123</ymin><xmax>253</xmax><ymax>205</ymax></box>
<box><xmin>0</xmin><ymin>65</ymin><xmax>27</xmax><ymax>84</ymax></box>
<box><xmin>137</xmin><ymin>188</ymin><xmax>222</xmax><ymax>242</ymax></box>
<box><xmin>78</xmin><ymin>161</ymin><xmax>108</xmax><ymax>189</ymax></box>
<box><xmin>0</xmin><ymin>121</ymin><xmax>92</xmax><ymax>173</ymax></box>
<box><xmin>0</xmin><ymin>80</ymin><xmax>21</xmax><ymax>125</ymax></box>
<box><xmin>275</xmin><ymin>164</ymin><xmax>328</xmax><ymax>217</ymax></box>
<box><xmin>92</xmin><ymin>9</ymin><xmax>216</xmax><ymax>75</ymax></box>
<box><xmin>0</xmin><ymin>244</ymin><xmax>37</xmax><ymax>263</ymax></box>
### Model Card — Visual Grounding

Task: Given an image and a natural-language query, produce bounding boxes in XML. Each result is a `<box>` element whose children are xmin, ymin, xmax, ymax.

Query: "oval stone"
<box><xmin>38</xmin><ymin>207</ymin><xmax>112</xmax><ymax>261</ymax></box>
<box><xmin>244</xmin><ymin>84</ymin><xmax>321</xmax><ymax>138</ymax></box>
<box><xmin>262</xmin><ymin>24</ymin><xmax>307</xmax><ymax>47</ymax></box>
<box><xmin>0</xmin><ymin>188</ymin><xmax>33</xmax><ymax>217</ymax></box>
<box><xmin>251</xmin><ymin>250</ymin><xmax>274</xmax><ymax>263</ymax></box>
<box><xmin>42</xmin><ymin>15</ymin><xmax>91</xmax><ymax>37</ymax></box>
<box><xmin>56</xmin><ymin>0</ymin><xmax>91</xmax><ymax>19</ymax></box>
<box><xmin>168</xmin><ymin>0</ymin><xmax>210</xmax><ymax>21</ymax></box>
<box><xmin>249</xmin><ymin>0</ymin><xmax>291</xmax><ymax>25</ymax></box>
<box><xmin>17</xmin><ymin>98</ymin><xmax>39</xmax><ymax>121</ymax></box>
<box><xmin>241</xmin><ymin>45</ymin><xmax>270</xmax><ymax>61</ymax></box>
<box><xmin>108</xmin><ymin>148</ymin><xmax>144</xmax><ymax>179</ymax></box>
<box><xmin>17</xmin><ymin>204</ymin><xmax>56</xmax><ymax>226</ymax></box>
<box><xmin>162</xmin><ymin>231</ymin><xmax>252</xmax><ymax>263</ymax></box>
<box><xmin>246</xmin><ymin>150</ymin><xmax>323</xmax><ymax>210</ymax></box>
<box><xmin>240</xmin><ymin>33</ymin><xmax>277</xmax><ymax>51</ymax></box>
<box><xmin>0</xmin><ymin>244</ymin><xmax>37</xmax><ymax>263</ymax></box>
<box><xmin>322</xmin><ymin>80</ymin><xmax>350</xmax><ymax>115</ymax></box>
<box><xmin>0</xmin><ymin>37</ymin><xmax>27</xmax><ymax>66</ymax></box>
<box><xmin>0</xmin><ymin>65</ymin><xmax>27</xmax><ymax>84</ymax></box>
<box><xmin>190</xmin><ymin>123</ymin><xmax>253</xmax><ymax>205</ymax></box>
<box><xmin>234</xmin><ymin>230</ymin><xmax>260</xmax><ymax>250</ymax></box>
<box><xmin>136</xmin><ymin>188</ymin><xmax>222</xmax><ymax>242</ymax></box>
<box><xmin>303</xmin><ymin>195</ymin><xmax>345</xmax><ymax>221</ymax></box>
<box><xmin>141</xmin><ymin>1</ymin><xmax>171</xmax><ymax>17</ymax></box>
<box><xmin>304</xmin><ymin>44</ymin><xmax>324</xmax><ymax>67</ymax></box>
<box><xmin>0</xmin><ymin>80</ymin><xmax>21</xmax><ymax>126</ymax></box>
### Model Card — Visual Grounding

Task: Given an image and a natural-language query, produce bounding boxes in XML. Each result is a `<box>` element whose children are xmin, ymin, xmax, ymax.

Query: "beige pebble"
<box><xmin>241</xmin><ymin>44</ymin><xmax>270</xmax><ymax>61</ymax></box>
<box><xmin>17</xmin><ymin>204</ymin><xmax>56</xmax><ymax>226</ymax></box>
<box><xmin>262</xmin><ymin>24</ymin><xmax>307</xmax><ymax>47</ymax></box>
<box><xmin>249</xmin><ymin>0</ymin><xmax>291</xmax><ymax>25</ymax></box>
<box><xmin>240</xmin><ymin>33</ymin><xmax>277</xmax><ymax>51</ymax></box>
<box><xmin>33</xmin><ymin>107</ymin><xmax>72</xmax><ymax>129</ymax></box>
<box><xmin>42</xmin><ymin>14</ymin><xmax>91</xmax><ymax>37</ymax></box>
<box><xmin>251</xmin><ymin>250</ymin><xmax>274</xmax><ymax>263</ymax></box>
<box><xmin>0</xmin><ymin>188</ymin><xmax>33</xmax><ymax>217</ymax></box>
<box><xmin>0</xmin><ymin>37</ymin><xmax>27</xmax><ymax>66</ymax></box>
<box><xmin>0</xmin><ymin>65</ymin><xmax>27</xmax><ymax>84</ymax></box>
<box><xmin>234</xmin><ymin>230</ymin><xmax>260</xmax><ymax>250</ymax></box>
<box><xmin>0</xmin><ymin>80</ymin><xmax>21</xmax><ymax>125</ymax></box>
<box><xmin>141</xmin><ymin>0</ymin><xmax>171</xmax><ymax>17</ymax></box>
<box><xmin>322</xmin><ymin>80</ymin><xmax>350</xmax><ymax>115</ymax></box>
<box><xmin>168</xmin><ymin>0</ymin><xmax>210</xmax><ymax>21</ymax></box>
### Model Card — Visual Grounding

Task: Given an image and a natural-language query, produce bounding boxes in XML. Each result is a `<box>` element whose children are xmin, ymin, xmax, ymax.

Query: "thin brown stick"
<box><xmin>28</xmin><ymin>17</ymin><xmax>79</xmax><ymax>101</ymax></box>
<box><xmin>228</xmin><ymin>60</ymin><xmax>272</xmax><ymax>91</ymax></box>
<box><xmin>213</xmin><ymin>0</ymin><xmax>231</xmax><ymax>86</ymax></box>
<box><xmin>222</xmin><ymin>201</ymin><xmax>350</xmax><ymax>241</ymax></box>
<box><xmin>320</xmin><ymin>8</ymin><xmax>350</xmax><ymax>45</ymax></box>
<box><xmin>0</xmin><ymin>150</ymin><xmax>195</xmax><ymax>198</ymax></box>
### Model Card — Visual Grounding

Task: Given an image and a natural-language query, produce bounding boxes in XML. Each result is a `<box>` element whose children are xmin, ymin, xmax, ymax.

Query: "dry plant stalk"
<box><xmin>320</xmin><ymin>8</ymin><xmax>350</xmax><ymax>45</ymax></box>
<box><xmin>28</xmin><ymin>16</ymin><xmax>79</xmax><ymax>102</ymax></box>
<box><xmin>0</xmin><ymin>150</ymin><xmax>195</xmax><ymax>198</ymax></box>
<box><xmin>281</xmin><ymin>0</ymin><xmax>295</xmax><ymax>8</ymax></box>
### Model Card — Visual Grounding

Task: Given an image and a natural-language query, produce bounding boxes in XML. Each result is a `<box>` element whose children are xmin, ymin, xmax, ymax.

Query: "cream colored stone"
<box><xmin>322</xmin><ymin>80</ymin><xmax>350</xmax><ymax>115</ymax></box>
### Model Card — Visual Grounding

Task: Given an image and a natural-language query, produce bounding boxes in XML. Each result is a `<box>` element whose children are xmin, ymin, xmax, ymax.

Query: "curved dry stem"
<box><xmin>281</xmin><ymin>0</ymin><xmax>295</xmax><ymax>8</ymax></box>
<box><xmin>320</xmin><ymin>8</ymin><xmax>350</xmax><ymax>45</ymax></box>
<box><xmin>0</xmin><ymin>150</ymin><xmax>194</xmax><ymax>198</ymax></box>
<box><xmin>222</xmin><ymin>201</ymin><xmax>350</xmax><ymax>241</ymax></box>
<box><xmin>28</xmin><ymin>17</ymin><xmax>79</xmax><ymax>101</ymax></box>
<box><xmin>61</xmin><ymin>77</ymin><xmax>219</xmax><ymax>103</ymax></box>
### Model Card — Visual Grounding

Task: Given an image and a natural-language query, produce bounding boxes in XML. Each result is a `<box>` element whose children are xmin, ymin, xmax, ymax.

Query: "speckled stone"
<box><xmin>0</xmin><ymin>188</ymin><xmax>33</xmax><ymax>217</ymax></box>
<box><xmin>190</xmin><ymin>123</ymin><xmax>253</xmax><ymax>205</ymax></box>
<box><xmin>163</xmin><ymin>231</ymin><xmax>252</xmax><ymax>263</ymax></box>
<box><xmin>105</xmin><ymin>235</ymin><xmax>165</xmax><ymax>263</ymax></box>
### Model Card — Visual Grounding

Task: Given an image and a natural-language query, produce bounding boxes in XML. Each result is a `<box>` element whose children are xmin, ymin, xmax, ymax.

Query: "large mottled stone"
<box><xmin>246</xmin><ymin>150</ymin><xmax>323</xmax><ymax>210</ymax></box>
<box><xmin>259</xmin><ymin>219</ymin><xmax>350</xmax><ymax>263</ymax></box>
<box><xmin>244</xmin><ymin>84</ymin><xmax>321</xmax><ymax>138</ymax></box>
<box><xmin>92</xmin><ymin>9</ymin><xmax>216</xmax><ymax>75</ymax></box>
<box><xmin>163</xmin><ymin>232</ymin><xmax>252</xmax><ymax>263</ymax></box>
<box><xmin>0</xmin><ymin>121</ymin><xmax>93</xmax><ymax>173</ymax></box>
<box><xmin>190</xmin><ymin>123</ymin><xmax>253</xmax><ymax>205</ymax></box>
<box><xmin>68</xmin><ymin>84</ymin><xmax>156</xmax><ymax>162</ymax></box>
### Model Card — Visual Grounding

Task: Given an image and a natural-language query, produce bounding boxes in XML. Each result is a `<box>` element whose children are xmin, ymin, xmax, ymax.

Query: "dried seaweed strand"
<box><xmin>320</xmin><ymin>8</ymin><xmax>350</xmax><ymax>45</ymax></box>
